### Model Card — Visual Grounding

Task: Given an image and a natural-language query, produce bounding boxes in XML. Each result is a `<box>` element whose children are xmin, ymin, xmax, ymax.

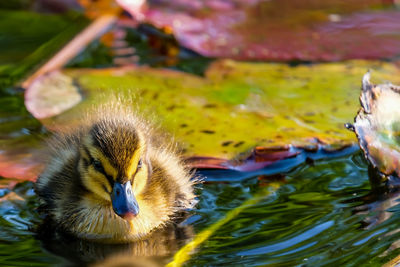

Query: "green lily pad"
<box><xmin>26</xmin><ymin>60</ymin><xmax>400</xmax><ymax>160</ymax></box>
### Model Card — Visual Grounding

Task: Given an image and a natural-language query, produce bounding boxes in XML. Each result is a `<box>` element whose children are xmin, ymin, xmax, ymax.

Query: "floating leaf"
<box><xmin>26</xmin><ymin>60</ymin><xmax>400</xmax><ymax>162</ymax></box>
<box><xmin>125</xmin><ymin>0</ymin><xmax>400</xmax><ymax>61</ymax></box>
<box><xmin>25</xmin><ymin>71</ymin><xmax>82</xmax><ymax>119</ymax></box>
<box><xmin>187</xmin><ymin>146</ymin><xmax>299</xmax><ymax>171</ymax></box>
<box><xmin>353</xmin><ymin>73</ymin><xmax>400</xmax><ymax>178</ymax></box>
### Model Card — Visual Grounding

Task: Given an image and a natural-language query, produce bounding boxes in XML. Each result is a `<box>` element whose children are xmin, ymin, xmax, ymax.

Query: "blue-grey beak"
<box><xmin>111</xmin><ymin>181</ymin><xmax>139</xmax><ymax>220</ymax></box>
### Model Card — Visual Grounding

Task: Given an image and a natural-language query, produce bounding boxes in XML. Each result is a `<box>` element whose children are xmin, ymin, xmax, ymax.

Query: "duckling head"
<box><xmin>78</xmin><ymin>118</ymin><xmax>150</xmax><ymax>221</ymax></box>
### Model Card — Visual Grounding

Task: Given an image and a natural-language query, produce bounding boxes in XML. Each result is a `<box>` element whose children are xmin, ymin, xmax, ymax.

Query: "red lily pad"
<box><xmin>121</xmin><ymin>0</ymin><xmax>400</xmax><ymax>61</ymax></box>
<box><xmin>187</xmin><ymin>146</ymin><xmax>299</xmax><ymax>171</ymax></box>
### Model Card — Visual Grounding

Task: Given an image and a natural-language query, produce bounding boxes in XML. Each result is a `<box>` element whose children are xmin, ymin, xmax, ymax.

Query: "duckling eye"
<box><xmin>93</xmin><ymin>160</ymin><xmax>105</xmax><ymax>173</ymax></box>
<box><xmin>137</xmin><ymin>159</ymin><xmax>143</xmax><ymax>169</ymax></box>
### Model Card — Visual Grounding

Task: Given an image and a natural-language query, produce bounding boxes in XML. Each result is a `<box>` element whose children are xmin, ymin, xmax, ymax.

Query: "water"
<box><xmin>190</xmin><ymin>153</ymin><xmax>394</xmax><ymax>266</ymax></box>
<box><xmin>2</xmin><ymin>149</ymin><xmax>400</xmax><ymax>266</ymax></box>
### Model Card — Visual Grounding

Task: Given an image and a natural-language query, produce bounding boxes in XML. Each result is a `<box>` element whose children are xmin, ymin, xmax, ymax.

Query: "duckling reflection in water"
<box><xmin>35</xmin><ymin>103</ymin><xmax>198</xmax><ymax>243</ymax></box>
<box><xmin>37</xmin><ymin>219</ymin><xmax>193</xmax><ymax>267</ymax></box>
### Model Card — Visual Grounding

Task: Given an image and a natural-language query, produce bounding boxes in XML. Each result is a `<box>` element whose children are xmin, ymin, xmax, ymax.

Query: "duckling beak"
<box><xmin>111</xmin><ymin>181</ymin><xmax>139</xmax><ymax>220</ymax></box>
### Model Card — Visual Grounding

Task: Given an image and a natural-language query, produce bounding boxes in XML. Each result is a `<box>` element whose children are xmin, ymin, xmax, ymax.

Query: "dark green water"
<box><xmin>2</xmin><ymin>149</ymin><xmax>400</xmax><ymax>266</ymax></box>
<box><xmin>0</xmin><ymin>10</ymin><xmax>88</xmax><ymax>88</ymax></box>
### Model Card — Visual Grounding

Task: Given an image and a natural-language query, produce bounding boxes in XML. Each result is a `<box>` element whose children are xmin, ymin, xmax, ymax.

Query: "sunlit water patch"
<box><xmin>2</xmin><ymin>151</ymin><xmax>400</xmax><ymax>266</ymax></box>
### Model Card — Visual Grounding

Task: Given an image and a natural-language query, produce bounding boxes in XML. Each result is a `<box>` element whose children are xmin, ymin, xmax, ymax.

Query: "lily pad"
<box><xmin>125</xmin><ymin>0</ymin><xmax>400</xmax><ymax>61</ymax></box>
<box><xmin>26</xmin><ymin>60</ymin><xmax>400</xmax><ymax>161</ymax></box>
<box><xmin>25</xmin><ymin>71</ymin><xmax>82</xmax><ymax>119</ymax></box>
<box><xmin>353</xmin><ymin>73</ymin><xmax>400</xmax><ymax>178</ymax></box>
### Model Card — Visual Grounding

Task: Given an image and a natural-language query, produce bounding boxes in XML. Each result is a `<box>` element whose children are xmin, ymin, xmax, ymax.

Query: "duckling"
<box><xmin>35</xmin><ymin>103</ymin><xmax>197</xmax><ymax>243</ymax></box>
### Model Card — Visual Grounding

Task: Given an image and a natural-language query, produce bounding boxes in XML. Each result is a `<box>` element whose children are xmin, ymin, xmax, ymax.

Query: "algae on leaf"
<box><xmin>26</xmin><ymin>60</ymin><xmax>400</xmax><ymax>160</ymax></box>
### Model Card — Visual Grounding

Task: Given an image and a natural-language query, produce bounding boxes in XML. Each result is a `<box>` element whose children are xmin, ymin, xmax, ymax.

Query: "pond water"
<box><xmin>2</xmin><ymin>146</ymin><xmax>400</xmax><ymax>266</ymax></box>
<box><xmin>192</xmin><ymin>152</ymin><xmax>400</xmax><ymax>266</ymax></box>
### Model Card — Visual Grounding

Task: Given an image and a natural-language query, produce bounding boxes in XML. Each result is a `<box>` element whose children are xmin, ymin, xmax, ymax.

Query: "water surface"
<box><xmin>2</xmin><ymin>149</ymin><xmax>400</xmax><ymax>266</ymax></box>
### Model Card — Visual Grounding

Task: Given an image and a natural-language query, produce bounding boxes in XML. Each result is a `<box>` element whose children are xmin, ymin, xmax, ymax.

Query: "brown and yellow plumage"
<box><xmin>35</xmin><ymin>103</ymin><xmax>197</xmax><ymax>243</ymax></box>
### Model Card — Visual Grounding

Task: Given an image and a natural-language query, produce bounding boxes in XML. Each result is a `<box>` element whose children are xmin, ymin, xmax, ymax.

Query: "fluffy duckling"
<box><xmin>35</xmin><ymin>103</ymin><xmax>197</xmax><ymax>243</ymax></box>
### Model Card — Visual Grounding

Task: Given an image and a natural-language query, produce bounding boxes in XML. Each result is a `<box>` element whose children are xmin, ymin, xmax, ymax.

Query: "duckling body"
<box><xmin>35</xmin><ymin>105</ymin><xmax>196</xmax><ymax>243</ymax></box>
